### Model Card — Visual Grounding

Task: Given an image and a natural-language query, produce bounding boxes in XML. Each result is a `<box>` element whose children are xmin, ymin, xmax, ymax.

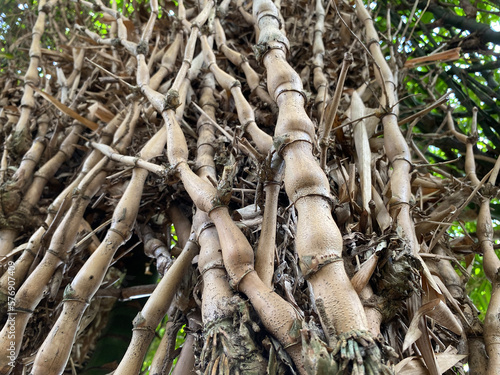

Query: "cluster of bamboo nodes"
<box><xmin>0</xmin><ymin>0</ymin><xmax>499</xmax><ymax>374</ymax></box>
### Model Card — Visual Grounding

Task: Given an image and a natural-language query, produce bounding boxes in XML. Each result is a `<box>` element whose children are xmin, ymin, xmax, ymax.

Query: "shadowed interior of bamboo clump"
<box><xmin>0</xmin><ymin>0</ymin><xmax>499</xmax><ymax>374</ymax></box>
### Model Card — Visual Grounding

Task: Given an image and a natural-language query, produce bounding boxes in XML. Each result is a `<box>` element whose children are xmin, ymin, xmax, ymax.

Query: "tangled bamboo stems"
<box><xmin>0</xmin><ymin>103</ymin><xmax>139</xmax><ymax>372</ymax></box>
<box><xmin>201</xmin><ymin>35</ymin><xmax>272</xmax><ymax>154</ymax></box>
<box><xmin>214</xmin><ymin>17</ymin><xmax>278</xmax><ymax>115</ymax></box>
<box><xmin>449</xmin><ymin>107</ymin><xmax>500</xmax><ymax>374</ymax></box>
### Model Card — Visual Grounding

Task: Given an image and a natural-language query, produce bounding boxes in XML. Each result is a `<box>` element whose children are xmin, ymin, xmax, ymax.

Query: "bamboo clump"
<box><xmin>0</xmin><ymin>0</ymin><xmax>497</xmax><ymax>374</ymax></box>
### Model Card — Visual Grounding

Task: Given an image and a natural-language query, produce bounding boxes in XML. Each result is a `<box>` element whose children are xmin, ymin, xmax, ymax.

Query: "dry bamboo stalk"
<box><xmin>170</xmin><ymin>312</ymin><xmax>199</xmax><ymax>375</ymax></box>
<box><xmin>312</xmin><ymin>0</ymin><xmax>331</xmax><ymax>145</ymax></box>
<box><xmin>149</xmin><ymin>320</ymin><xmax>180</xmax><ymax>375</ymax></box>
<box><xmin>354</xmin><ymin>3</ymin><xmax>441</xmax><ymax>373</ymax></box>
<box><xmin>236</xmin><ymin>0</ymin><xmax>255</xmax><ymax>25</ymax></box>
<box><xmin>67</xmin><ymin>49</ymin><xmax>85</xmax><ymax>101</ymax></box>
<box><xmin>213</xmin><ymin>18</ymin><xmax>277</xmax><ymax>114</ymax></box>
<box><xmin>193</xmin><ymin>72</ymin><xmax>234</xmax><ymax>325</ymax></box>
<box><xmin>201</xmin><ymin>35</ymin><xmax>272</xmax><ymax>154</ymax></box>
<box><xmin>360</xmin><ymin>285</ymin><xmax>383</xmax><ymax>337</ymax></box>
<box><xmin>456</xmin><ymin>109</ymin><xmax>500</xmax><ymax>373</ymax></box>
<box><xmin>319</xmin><ymin>54</ymin><xmax>352</xmax><ymax>170</ymax></box>
<box><xmin>0</xmin><ymin>116</ymin><xmax>48</xmax><ymax>259</ymax></box>
<box><xmin>87</xmin><ymin>140</ymin><xmax>166</xmax><ymax>175</ymax></box>
<box><xmin>353</xmin><ymin>0</ymin><xmax>421</xmax><ymax>254</ymax></box>
<box><xmin>149</xmin><ymin>34</ymin><xmax>182</xmax><ymax>91</ymax></box>
<box><xmin>404</xmin><ymin>47</ymin><xmax>461</xmax><ymax>68</ymax></box>
<box><xmin>371</xmin><ymin>186</ymin><xmax>391</xmax><ymax>232</ymax></box>
<box><xmin>32</xmin><ymin>129</ymin><xmax>167</xmax><ymax>373</ymax></box>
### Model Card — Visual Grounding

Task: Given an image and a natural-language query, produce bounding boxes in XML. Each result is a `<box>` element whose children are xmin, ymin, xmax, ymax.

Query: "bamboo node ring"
<box><xmin>367</xmin><ymin>38</ymin><xmax>379</xmax><ymax>48</ymax></box>
<box><xmin>208</xmin><ymin>200</ymin><xmax>228</xmax><ymax>214</ymax></box>
<box><xmin>391</xmin><ymin>155</ymin><xmax>412</xmax><ymax>168</ymax></box>
<box><xmin>46</xmin><ymin>249</ymin><xmax>65</xmax><ymax>261</ymax></box>
<box><xmin>241</xmin><ymin>120</ymin><xmax>254</xmax><ymax>132</ymax></box>
<box><xmin>20</xmin><ymin>155</ymin><xmax>37</xmax><ymax>163</ymax></box>
<box><xmin>257</xmin><ymin>13</ymin><xmax>283</xmax><ymax>30</ymax></box>
<box><xmin>274</xmin><ymin>133</ymin><xmax>313</xmax><ymax>156</ymax></box>
<box><xmin>109</xmin><ymin>227</ymin><xmax>130</xmax><ymax>241</ymax></box>
<box><xmin>62</xmin><ymin>295</ymin><xmax>90</xmax><ymax>304</ymax></box>
<box><xmin>132</xmin><ymin>326</ymin><xmax>155</xmax><ymax>332</ymax></box>
<box><xmin>195</xmin><ymin>221</ymin><xmax>215</xmax><ymax>238</ymax></box>
<box><xmin>363</xmin><ymin>16</ymin><xmax>374</xmax><ymax>24</ymax></box>
<box><xmin>199</xmin><ymin>259</ymin><xmax>225</xmax><ymax>277</ymax></box>
<box><xmin>195</xmin><ymin>141</ymin><xmax>216</xmax><ymax>150</ymax></box>
<box><xmin>300</xmin><ymin>253</ymin><xmax>343</xmax><ymax>279</ymax></box>
<box><xmin>263</xmin><ymin>180</ymin><xmax>281</xmax><ymax>187</ymax></box>
<box><xmin>294</xmin><ymin>193</ymin><xmax>334</xmax><ymax>208</ymax></box>
<box><xmin>283</xmin><ymin>338</ymin><xmax>301</xmax><ymax>350</ymax></box>
<box><xmin>229</xmin><ymin>268</ymin><xmax>254</xmax><ymax>291</ymax></box>
<box><xmin>25</xmin><ymin>247</ymin><xmax>37</xmax><ymax>257</ymax></box>
<box><xmin>274</xmin><ymin>88</ymin><xmax>307</xmax><ymax>104</ymax></box>
<box><xmin>388</xmin><ymin>200</ymin><xmax>411</xmax><ymax>209</ymax></box>
<box><xmin>253</xmin><ymin>41</ymin><xmax>287</xmax><ymax>63</ymax></box>
<box><xmin>10</xmin><ymin>306</ymin><xmax>34</xmax><ymax>314</ymax></box>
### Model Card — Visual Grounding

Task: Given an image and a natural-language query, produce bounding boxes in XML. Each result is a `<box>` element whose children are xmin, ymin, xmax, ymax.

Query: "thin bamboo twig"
<box><xmin>319</xmin><ymin>53</ymin><xmax>352</xmax><ymax>170</ymax></box>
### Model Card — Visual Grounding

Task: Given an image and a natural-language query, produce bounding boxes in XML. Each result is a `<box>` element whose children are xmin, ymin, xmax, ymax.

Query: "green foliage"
<box><xmin>376</xmin><ymin>0</ymin><xmax>500</xmax><ymax>327</ymax></box>
<box><xmin>141</xmin><ymin>315</ymin><xmax>186</xmax><ymax>375</ymax></box>
<box><xmin>467</xmin><ymin>254</ymin><xmax>492</xmax><ymax>321</ymax></box>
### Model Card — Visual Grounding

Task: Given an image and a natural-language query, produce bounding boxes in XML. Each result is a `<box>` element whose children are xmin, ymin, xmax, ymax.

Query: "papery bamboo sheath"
<box><xmin>32</xmin><ymin>167</ymin><xmax>150</xmax><ymax>374</ymax></box>
<box><xmin>477</xmin><ymin>200</ymin><xmax>500</xmax><ymax>374</ymax></box>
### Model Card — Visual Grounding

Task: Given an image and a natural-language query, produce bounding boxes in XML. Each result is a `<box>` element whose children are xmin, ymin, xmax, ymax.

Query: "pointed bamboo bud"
<box><xmin>351</xmin><ymin>252</ymin><xmax>379</xmax><ymax>293</ymax></box>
